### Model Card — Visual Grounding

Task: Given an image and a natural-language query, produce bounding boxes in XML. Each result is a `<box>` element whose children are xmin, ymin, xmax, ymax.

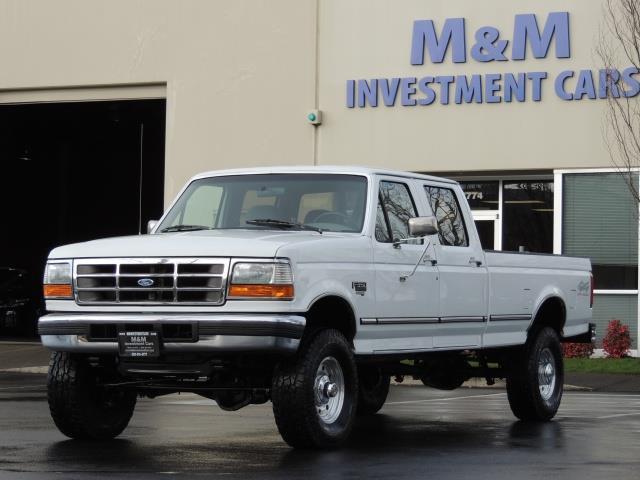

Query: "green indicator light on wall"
<box><xmin>306</xmin><ymin>109</ymin><xmax>322</xmax><ymax>125</ymax></box>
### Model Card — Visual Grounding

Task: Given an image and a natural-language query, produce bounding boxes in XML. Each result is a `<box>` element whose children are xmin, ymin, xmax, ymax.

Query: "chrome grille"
<box><xmin>74</xmin><ymin>258</ymin><xmax>230</xmax><ymax>305</ymax></box>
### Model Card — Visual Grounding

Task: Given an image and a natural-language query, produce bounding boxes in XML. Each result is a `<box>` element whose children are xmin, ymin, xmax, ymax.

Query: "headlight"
<box><xmin>43</xmin><ymin>262</ymin><xmax>73</xmax><ymax>299</ymax></box>
<box><xmin>228</xmin><ymin>261</ymin><xmax>294</xmax><ymax>299</ymax></box>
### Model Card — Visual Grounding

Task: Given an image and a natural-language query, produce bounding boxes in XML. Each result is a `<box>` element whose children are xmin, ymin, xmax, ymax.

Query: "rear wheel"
<box><xmin>506</xmin><ymin>327</ymin><xmax>564</xmax><ymax>421</ymax></box>
<box><xmin>271</xmin><ymin>329</ymin><xmax>358</xmax><ymax>448</ymax></box>
<box><xmin>47</xmin><ymin>352</ymin><xmax>136</xmax><ymax>440</ymax></box>
<box><xmin>357</xmin><ymin>366</ymin><xmax>390</xmax><ymax>415</ymax></box>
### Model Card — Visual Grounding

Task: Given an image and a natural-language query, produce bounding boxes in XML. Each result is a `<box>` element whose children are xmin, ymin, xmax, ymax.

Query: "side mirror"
<box><xmin>408</xmin><ymin>216</ymin><xmax>438</xmax><ymax>237</ymax></box>
<box><xmin>147</xmin><ymin>220</ymin><xmax>158</xmax><ymax>234</ymax></box>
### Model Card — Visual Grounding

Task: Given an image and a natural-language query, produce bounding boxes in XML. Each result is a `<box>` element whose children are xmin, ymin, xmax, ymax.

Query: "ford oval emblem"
<box><xmin>137</xmin><ymin>278</ymin><xmax>155</xmax><ymax>287</ymax></box>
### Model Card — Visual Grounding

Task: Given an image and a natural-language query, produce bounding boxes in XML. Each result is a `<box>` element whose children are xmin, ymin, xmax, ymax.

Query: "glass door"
<box><xmin>459</xmin><ymin>181</ymin><xmax>500</xmax><ymax>251</ymax></box>
<box><xmin>472</xmin><ymin>212</ymin><xmax>499</xmax><ymax>250</ymax></box>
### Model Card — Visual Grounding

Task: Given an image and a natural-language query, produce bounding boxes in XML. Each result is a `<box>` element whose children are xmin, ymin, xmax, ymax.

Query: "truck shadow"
<box><xmin>277</xmin><ymin>416</ymin><xmax>565</xmax><ymax>473</ymax></box>
<box><xmin>43</xmin><ymin>416</ymin><xmax>565</xmax><ymax>475</ymax></box>
<box><xmin>348</xmin><ymin>414</ymin><xmax>565</xmax><ymax>450</ymax></box>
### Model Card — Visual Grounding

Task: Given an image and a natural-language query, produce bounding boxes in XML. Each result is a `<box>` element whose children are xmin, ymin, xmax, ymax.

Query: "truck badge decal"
<box><xmin>352</xmin><ymin>282</ymin><xmax>367</xmax><ymax>296</ymax></box>
<box><xmin>138</xmin><ymin>278</ymin><xmax>155</xmax><ymax>287</ymax></box>
<box><xmin>576</xmin><ymin>280</ymin><xmax>590</xmax><ymax>296</ymax></box>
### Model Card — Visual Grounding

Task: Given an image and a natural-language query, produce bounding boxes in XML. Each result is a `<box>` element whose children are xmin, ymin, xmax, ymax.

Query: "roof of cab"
<box><xmin>191</xmin><ymin>165</ymin><xmax>458</xmax><ymax>185</ymax></box>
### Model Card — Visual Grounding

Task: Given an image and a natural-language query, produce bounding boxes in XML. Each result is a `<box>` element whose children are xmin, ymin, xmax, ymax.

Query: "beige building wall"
<box><xmin>0</xmin><ymin>0</ymin><xmax>623</xmax><ymax>200</ymax></box>
<box><xmin>317</xmin><ymin>0</ymin><xmax>611</xmax><ymax>172</ymax></box>
<box><xmin>0</xmin><ymin>0</ymin><xmax>318</xmax><ymax>203</ymax></box>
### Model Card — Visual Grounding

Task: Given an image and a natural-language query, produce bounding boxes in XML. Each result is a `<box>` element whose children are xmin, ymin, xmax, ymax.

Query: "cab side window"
<box><xmin>424</xmin><ymin>186</ymin><xmax>469</xmax><ymax>247</ymax></box>
<box><xmin>376</xmin><ymin>181</ymin><xmax>417</xmax><ymax>242</ymax></box>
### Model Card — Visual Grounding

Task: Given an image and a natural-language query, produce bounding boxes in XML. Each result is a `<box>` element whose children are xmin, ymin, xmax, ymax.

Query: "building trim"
<box><xmin>553</xmin><ymin>171</ymin><xmax>563</xmax><ymax>255</ymax></box>
<box><xmin>594</xmin><ymin>290</ymin><xmax>638</xmax><ymax>295</ymax></box>
<box><xmin>555</xmin><ymin>167</ymin><xmax>640</xmax><ymax>174</ymax></box>
<box><xmin>437</xmin><ymin>170</ymin><xmax>553</xmax><ymax>180</ymax></box>
<box><xmin>497</xmin><ymin>180</ymin><xmax>503</xmax><ymax>250</ymax></box>
<box><xmin>593</xmin><ymin>348</ymin><xmax>639</xmax><ymax>358</ymax></box>
<box><xmin>0</xmin><ymin>83</ymin><xmax>166</xmax><ymax>105</ymax></box>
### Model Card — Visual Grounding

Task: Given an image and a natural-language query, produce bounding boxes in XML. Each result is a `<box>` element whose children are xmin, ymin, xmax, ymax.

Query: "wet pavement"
<box><xmin>0</xmin><ymin>341</ymin><xmax>49</xmax><ymax>371</ymax></box>
<box><xmin>0</xmin><ymin>373</ymin><xmax>639</xmax><ymax>480</ymax></box>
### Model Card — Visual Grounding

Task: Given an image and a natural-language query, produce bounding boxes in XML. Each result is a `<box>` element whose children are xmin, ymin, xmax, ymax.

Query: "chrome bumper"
<box><xmin>38</xmin><ymin>312</ymin><xmax>305</xmax><ymax>355</ymax></box>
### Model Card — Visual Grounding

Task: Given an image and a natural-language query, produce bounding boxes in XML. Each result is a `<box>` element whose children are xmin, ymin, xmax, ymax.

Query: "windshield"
<box><xmin>157</xmin><ymin>174</ymin><xmax>368</xmax><ymax>234</ymax></box>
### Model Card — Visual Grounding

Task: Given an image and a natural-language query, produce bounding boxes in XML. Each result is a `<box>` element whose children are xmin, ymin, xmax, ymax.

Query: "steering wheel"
<box><xmin>313</xmin><ymin>211</ymin><xmax>350</xmax><ymax>225</ymax></box>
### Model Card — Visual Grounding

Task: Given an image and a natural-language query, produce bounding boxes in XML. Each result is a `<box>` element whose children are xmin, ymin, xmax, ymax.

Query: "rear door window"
<box><xmin>424</xmin><ymin>186</ymin><xmax>469</xmax><ymax>247</ymax></box>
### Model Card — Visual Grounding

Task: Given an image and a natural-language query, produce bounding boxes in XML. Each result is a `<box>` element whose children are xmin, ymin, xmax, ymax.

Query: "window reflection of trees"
<box><xmin>426</xmin><ymin>187</ymin><xmax>468</xmax><ymax>247</ymax></box>
<box><xmin>380</xmin><ymin>182</ymin><xmax>416</xmax><ymax>240</ymax></box>
<box><xmin>375</xmin><ymin>202</ymin><xmax>391</xmax><ymax>242</ymax></box>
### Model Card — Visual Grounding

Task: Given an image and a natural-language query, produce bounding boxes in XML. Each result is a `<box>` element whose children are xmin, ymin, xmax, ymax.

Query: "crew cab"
<box><xmin>39</xmin><ymin>166</ymin><xmax>594</xmax><ymax>448</ymax></box>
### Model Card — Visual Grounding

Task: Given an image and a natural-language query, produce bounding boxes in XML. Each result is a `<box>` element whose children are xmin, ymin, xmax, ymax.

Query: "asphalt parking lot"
<box><xmin>1</xmin><ymin>369</ymin><xmax>639</xmax><ymax>480</ymax></box>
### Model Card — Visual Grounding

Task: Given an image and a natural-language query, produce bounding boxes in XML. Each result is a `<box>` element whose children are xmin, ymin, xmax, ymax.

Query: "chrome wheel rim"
<box><xmin>538</xmin><ymin>348</ymin><xmax>557</xmax><ymax>401</ymax></box>
<box><xmin>314</xmin><ymin>356</ymin><xmax>345</xmax><ymax>424</ymax></box>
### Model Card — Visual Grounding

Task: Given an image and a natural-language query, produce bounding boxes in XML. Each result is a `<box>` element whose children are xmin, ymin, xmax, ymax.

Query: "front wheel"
<box><xmin>506</xmin><ymin>327</ymin><xmax>564</xmax><ymax>421</ymax></box>
<box><xmin>47</xmin><ymin>352</ymin><xmax>137</xmax><ymax>440</ymax></box>
<box><xmin>271</xmin><ymin>329</ymin><xmax>358</xmax><ymax>448</ymax></box>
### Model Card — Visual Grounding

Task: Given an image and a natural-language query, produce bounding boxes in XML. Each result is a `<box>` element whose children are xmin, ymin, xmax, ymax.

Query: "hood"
<box><xmin>48</xmin><ymin>229</ymin><xmax>327</xmax><ymax>259</ymax></box>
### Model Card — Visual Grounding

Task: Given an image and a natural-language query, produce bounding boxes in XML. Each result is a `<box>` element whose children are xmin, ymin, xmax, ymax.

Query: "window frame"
<box><xmin>423</xmin><ymin>184</ymin><xmax>470</xmax><ymax>248</ymax></box>
<box><xmin>555</xmin><ymin>168</ymin><xmax>640</xmax><ymax>294</ymax></box>
<box><xmin>501</xmin><ymin>179</ymin><xmax>554</xmax><ymax>254</ymax></box>
<box><xmin>375</xmin><ymin>179</ymin><xmax>419</xmax><ymax>244</ymax></box>
<box><xmin>555</xmin><ymin>167</ymin><xmax>640</xmax><ymax>355</ymax></box>
<box><xmin>156</xmin><ymin>173</ymin><xmax>370</xmax><ymax>234</ymax></box>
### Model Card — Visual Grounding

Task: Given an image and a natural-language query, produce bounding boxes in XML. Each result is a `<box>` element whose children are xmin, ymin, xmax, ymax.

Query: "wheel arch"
<box><xmin>303</xmin><ymin>294</ymin><xmax>357</xmax><ymax>345</ymax></box>
<box><xmin>529</xmin><ymin>295</ymin><xmax>567</xmax><ymax>338</ymax></box>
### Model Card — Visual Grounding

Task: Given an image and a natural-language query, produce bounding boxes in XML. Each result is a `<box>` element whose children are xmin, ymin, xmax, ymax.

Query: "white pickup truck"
<box><xmin>39</xmin><ymin>166</ymin><xmax>594</xmax><ymax>448</ymax></box>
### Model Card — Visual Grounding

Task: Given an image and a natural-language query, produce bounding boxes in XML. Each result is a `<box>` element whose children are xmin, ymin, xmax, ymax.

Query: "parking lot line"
<box><xmin>563</xmin><ymin>393</ymin><xmax>640</xmax><ymax>398</ymax></box>
<box><xmin>0</xmin><ymin>385</ymin><xmax>45</xmax><ymax>391</ymax></box>
<box><xmin>596</xmin><ymin>412</ymin><xmax>640</xmax><ymax>419</ymax></box>
<box><xmin>387</xmin><ymin>392</ymin><xmax>507</xmax><ymax>405</ymax></box>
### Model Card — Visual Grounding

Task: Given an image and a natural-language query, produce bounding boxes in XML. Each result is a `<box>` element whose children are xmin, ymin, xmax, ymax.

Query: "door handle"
<box><xmin>423</xmin><ymin>255</ymin><xmax>437</xmax><ymax>266</ymax></box>
<box><xmin>469</xmin><ymin>257</ymin><xmax>482</xmax><ymax>267</ymax></box>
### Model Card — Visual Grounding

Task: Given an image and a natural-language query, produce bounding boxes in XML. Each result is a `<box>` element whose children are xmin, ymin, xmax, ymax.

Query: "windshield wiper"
<box><xmin>246</xmin><ymin>218</ymin><xmax>323</xmax><ymax>234</ymax></box>
<box><xmin>160</xmin><ymin>224</ymin><xmax>212</xmax><ymax>233</ymax></box>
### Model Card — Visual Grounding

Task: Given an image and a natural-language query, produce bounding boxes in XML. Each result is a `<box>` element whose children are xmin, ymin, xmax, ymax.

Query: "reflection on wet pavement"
<box><xmin>1</xmin><ymin>384</ymin><xmax>639</xmax><ymax>479</ymax></box>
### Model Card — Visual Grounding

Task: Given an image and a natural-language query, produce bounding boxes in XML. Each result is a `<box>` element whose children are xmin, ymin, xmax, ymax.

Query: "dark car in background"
<box><xmin>0</xmin><ymin>267</ymin><xmax>41</xmax><ymax>337</ymax></box>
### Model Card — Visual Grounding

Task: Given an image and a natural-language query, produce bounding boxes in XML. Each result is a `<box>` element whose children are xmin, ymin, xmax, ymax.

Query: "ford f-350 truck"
<box><xmin>39</xmin><ymin>166</ymin><xmax>594</xmax><ymax>448</ymax></box>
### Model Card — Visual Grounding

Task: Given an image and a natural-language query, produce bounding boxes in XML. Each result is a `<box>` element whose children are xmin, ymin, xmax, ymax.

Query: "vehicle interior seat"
<box><xmin>303</xmin><ymin>209</ymin><xmax>330</xmax><ymax>224</ymax></box>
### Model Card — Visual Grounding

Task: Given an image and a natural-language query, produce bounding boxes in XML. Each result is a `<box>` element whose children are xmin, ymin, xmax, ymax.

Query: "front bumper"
<box><xmin>38</xmin><ymin>312</ymin><xmax>305</xmax><ymax>355</ymax></box>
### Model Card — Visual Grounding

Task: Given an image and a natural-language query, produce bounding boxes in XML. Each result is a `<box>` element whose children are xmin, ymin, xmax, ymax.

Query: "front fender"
<box><xmin>297</xmin><ymin>278</ymin><xmax>360</xmax><ymax>316</ymax></box>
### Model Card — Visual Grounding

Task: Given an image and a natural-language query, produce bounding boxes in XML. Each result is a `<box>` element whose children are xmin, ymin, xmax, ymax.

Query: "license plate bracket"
<box><xmin>118</xmin><ymin>330</ymin><xmax>160</xmax><ymax>358</ymax></box>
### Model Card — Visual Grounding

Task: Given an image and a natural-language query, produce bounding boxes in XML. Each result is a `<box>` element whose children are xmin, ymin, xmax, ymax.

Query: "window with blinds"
<box><xmin>563</xmin><ymin>173</ymin><xmax>638</xmax><ymax>290</ymax></box>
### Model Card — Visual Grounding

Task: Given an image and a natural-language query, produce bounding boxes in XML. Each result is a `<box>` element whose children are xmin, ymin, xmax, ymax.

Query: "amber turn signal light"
<box><xmin>43</xmin><ymin>284</ymin><xmax>73</xmax><ymax>299</ymax></box>
<box><xmin>228</xmin><ymin>284</ymin><xmax>294</xmax><ymax>299</ymax></box>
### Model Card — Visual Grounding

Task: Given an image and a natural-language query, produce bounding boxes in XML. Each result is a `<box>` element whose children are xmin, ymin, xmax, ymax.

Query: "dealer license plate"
<box><xmin>118</xmin><ymin>331</ymin><xmax>160</xmax><ymax>358</ymax></box>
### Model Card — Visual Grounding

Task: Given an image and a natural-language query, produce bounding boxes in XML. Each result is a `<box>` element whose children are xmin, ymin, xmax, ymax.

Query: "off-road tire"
<box><xmin>357</xmin><ymin>366</ymin><xmax>390</xmax><ymax>415</ymax></box>
<box><xmin>271</xmin><ymin>329</ymin><xmax>358</xmax><ymax>448</ymax></box>
<box><xmin>47</xmin><ymin>352</ymin><xmax>137</xmax><ymax>440</ymax></box>
<box><xmin>506</xmin><ymin>327</ymin><xmax>564</xmax><ymax>421</ymax></box>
